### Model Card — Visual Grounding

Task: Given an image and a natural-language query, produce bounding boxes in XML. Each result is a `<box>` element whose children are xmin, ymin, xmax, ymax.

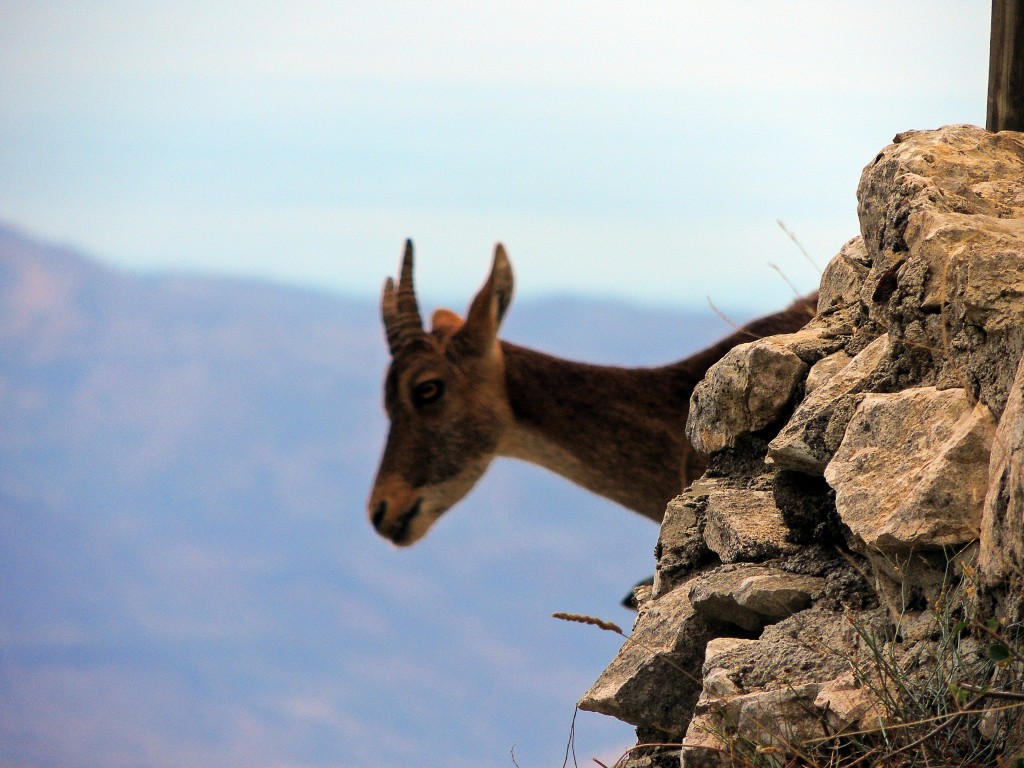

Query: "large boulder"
<box><xmin>824</xmin><ymin>386</ymin><xmax>995</xmax><ymax>552</ymax></box>
<box><xmin>858</xmin><ymin>125</ymin><xmax>1024</xmax><ymax>417</ymax></box>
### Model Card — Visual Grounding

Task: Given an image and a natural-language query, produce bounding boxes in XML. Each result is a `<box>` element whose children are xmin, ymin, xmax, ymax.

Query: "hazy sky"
<box><xmin>1</xmin><ymin>2</ymin><xmax>990</xmax><ymax>310</ymax></box>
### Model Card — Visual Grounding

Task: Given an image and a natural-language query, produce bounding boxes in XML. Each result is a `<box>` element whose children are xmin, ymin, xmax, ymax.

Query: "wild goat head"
<box><xmin>367</xmin><ymin>240</ymin><xmax>514</xmax><ymax>545</ymax></box>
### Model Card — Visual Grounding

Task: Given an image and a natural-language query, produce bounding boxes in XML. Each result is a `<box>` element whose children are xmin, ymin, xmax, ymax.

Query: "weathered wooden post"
<box><xmin>987</xmin><ymin>0</ymin><xmax>1024</xmax><ymax>131</ymax></box>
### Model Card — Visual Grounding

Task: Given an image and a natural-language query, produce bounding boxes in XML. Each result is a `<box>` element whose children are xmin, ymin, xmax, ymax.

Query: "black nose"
<box><xmin>390</xmin><ymin>498</ymin><xmax>422</xmax><ymax>545</ymax></box>
<box><xmin>371</xmin><ymin>501</ymin><xmax>387</xmax><ymax>531</ymax></box>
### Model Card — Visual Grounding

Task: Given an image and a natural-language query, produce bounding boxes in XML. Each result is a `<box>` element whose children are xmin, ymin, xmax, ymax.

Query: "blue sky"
<box><xmin>1</xmin><ymin>1</ymin><xmax>990</xmax><ymax>310</ymax></box>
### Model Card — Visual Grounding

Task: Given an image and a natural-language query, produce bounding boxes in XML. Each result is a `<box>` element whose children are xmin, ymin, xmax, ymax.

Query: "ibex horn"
<box><xmin>381</xmin><ymin>239</ymin><xmax>425</xmax><ymax>355</ymax></box>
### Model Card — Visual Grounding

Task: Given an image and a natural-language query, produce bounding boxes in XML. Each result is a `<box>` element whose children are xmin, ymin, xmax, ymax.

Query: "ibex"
<box><xmin>369</xmin><ymin>241</ymin><xmax>817</xmax><ymax>546</ymax></box>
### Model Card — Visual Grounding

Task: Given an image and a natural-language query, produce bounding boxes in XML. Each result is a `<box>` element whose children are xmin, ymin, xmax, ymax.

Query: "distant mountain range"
<box><xmin>0</xmin><ymin>223</ymin><xmax>753</xmax><ymax>768</ymax></box>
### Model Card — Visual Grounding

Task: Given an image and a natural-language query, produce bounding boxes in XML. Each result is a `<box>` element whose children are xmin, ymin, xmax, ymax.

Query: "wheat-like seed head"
<box><xmin>551</xmin><ymin>612</ymin><xmax>623</xmax><ymax>635</ymax></box>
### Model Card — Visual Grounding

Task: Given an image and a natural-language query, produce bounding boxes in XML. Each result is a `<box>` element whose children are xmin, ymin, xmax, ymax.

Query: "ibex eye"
<box><xmin>412</xmin><ymin>379</ymin><xmax>445</xmax><ymax>406</ymax></box>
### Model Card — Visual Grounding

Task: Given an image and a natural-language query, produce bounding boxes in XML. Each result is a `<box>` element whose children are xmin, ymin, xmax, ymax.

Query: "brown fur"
<box><xmin>368</xmin><ymin>242</ymin><xmax>817</xmax><ymax>545</ymax></box>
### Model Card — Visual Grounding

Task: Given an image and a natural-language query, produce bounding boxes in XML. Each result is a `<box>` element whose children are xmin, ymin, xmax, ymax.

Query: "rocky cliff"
<box><xmin>576</xmin><ymin>125</ymin><xmax>1024</xmax><ymax>767</ymax></box>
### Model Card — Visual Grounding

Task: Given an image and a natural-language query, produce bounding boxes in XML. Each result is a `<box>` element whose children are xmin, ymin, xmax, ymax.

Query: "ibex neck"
<box><xmin>492</xmin><ymin>294</ymin><xmax>818</xmax><ymax>521</ymax></box>
<box><xmin>496</xmin><ymin>342</ymin><xmax>703</xmax><ymax>521</ymax></box>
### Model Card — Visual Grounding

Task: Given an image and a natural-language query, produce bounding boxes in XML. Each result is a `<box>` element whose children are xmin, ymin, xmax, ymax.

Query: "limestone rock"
<box><xmin>583</xmin><ymin>127</ymin><xmax>1024</xmax><ymax>766</ymax></box>
<box><xmin>767</xmin><ymin>334</ymin><xmax>890</xmax><ymax>474</ymax></box>
<box><xmin>687</xmin><ymin>564</ymin><xmax>824</xmax><ymax>632</ymax></box>
<box><xmin>680</xmin><ymin>607</ymin><xmax>888</xmax><ymax>767</ymax></box>
<box><xmin>724</xmin><ymin>684</ymin><xmax>825</xmax><ymax>746</ymax></box>
<box><xmin>703</xmin><ymin>486</ymin><xmax>799</xmax><ymax>563</ymax></box>
<box><xmin>980</xmin><ymin>351</ymin><xmax>1024</xmax><ymax>586</ymax></box>
<box><xmin>804</xmin><ymin>349</ymin><xmax>851</xmax><ymax>395</ymax></box>
<box><xmin>679</xmin><ymin>637</ymin><xmax>750</xmax><ymax>768</ymax></box>
<box><xmin>578</xmin><ymin>583</ymin><xmax>714</xmax><ymax>736</ymax></box>
<box><xmin>727</xmin><ymin>606</ymin><xmax>878</xmax><ymax>692</ymax></box>
<box><xmin>824</xmin><ymin>387</ymin><xmax>995</xmax><ymax>552</ymax></box>
<box><xmin>652</xmin><ymin>492</ymin><xmax>712</xmax><ymax>598</ymax></box>
<box><xmin>864</xmin><ymin>546</ymin><xmax>977</xmax><ymax>634</ymax></box>
<box><xmin>858</xmin><ymin>126</ymin><xmax>1024</xmax><ymax>285</ymax></box>
<box><xmin>686</xmin><ymin>334</ymin><xmax>811</xmax><ymax>454</ymax></box>
<box><xmin>857</xmin><ymin>125</ymin><xmax>1024</xmax><ymax>417</ymax></box>
<box><xmin>817</xmin><ymin>236</ymin><xmax>870</xmax><ymax>316</ymax></box>
<box><xmin>683</xmin><ymin>682</ymin><xmax>828</xmax><ymax>768</ymax></box>
<box><xmin>814</xmin><ymin>672</ymin><xmax>882</xmax><ymax>734</ymax></box>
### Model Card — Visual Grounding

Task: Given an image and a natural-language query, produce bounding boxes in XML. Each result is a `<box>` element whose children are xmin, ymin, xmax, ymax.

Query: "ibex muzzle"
<box><xmin>368</xmin><ymin>240</ymin><xmax>514</xmax><ymax>545</ymax></box>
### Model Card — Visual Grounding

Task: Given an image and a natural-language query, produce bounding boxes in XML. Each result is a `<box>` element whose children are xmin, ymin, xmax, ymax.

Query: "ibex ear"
<box><xmin>454</xmin><ymin>243</ymin><xmax>515</xmax><ymax>358</ymax></box>
<box><xmin>431</xmin><ymin>308</ymin><xmax>464</xmax><ymax>337</ymax></box>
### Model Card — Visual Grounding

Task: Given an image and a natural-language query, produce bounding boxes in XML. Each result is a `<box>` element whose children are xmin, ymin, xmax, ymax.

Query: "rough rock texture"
<box><xmin>687</xmin><ymin>564</ymin><xmax>824</xmax><ymax>632</ymax></box>
<box><xmin>686</xmin><ymin>335</ymin><xmax>812</xmax><ymax>455</ymax></box>
<box><xmin>980</xmin><ymin>352</ymin><xmax>1024</xmax><ymax>589</ymax></box>
<box><xmin>813</xmin><ymin>672</ymin><xmax>882</xmax><ymax>735</ymax></box>
<box><xmin>578</xmin><ymin>583</ymin><xmax>715</xmax><ymax>736</ymax></box>
<box><xmin>702</xmin><ymin>486</ymin><xmax>798</xmax><ymax>563</ymax></box>
<box><xmin>580</xmin><ymin>125</ymin><xmax>1024</xmax><ymax>767</ymax></box>
<box><xmin>766</xmin><ymin>333</ymin><xmax>892</xmax><ymax>474</ymax></box>
<box><xmin>825</xmin><ymin>387</ymin><xmax>995</xmax><ymax>552</ymax></box>
<box><xmin>804</xmin><ymin>349</ymin><xmax>851</xmax><ymax>394</ymax></box>
<box><xmin>816</xmin><ymin>236</ymin><xmax>870</xmax><ymax>316</ymax></box>
<box><xmin>857</xmin><ymin>125</ymin><xmax>1024</xmax><ymax>417</ymax></box>
<box><xmin>681</xmin><ymin>607</ymin><xmax>890</xmax><ymax>768</ymax></box>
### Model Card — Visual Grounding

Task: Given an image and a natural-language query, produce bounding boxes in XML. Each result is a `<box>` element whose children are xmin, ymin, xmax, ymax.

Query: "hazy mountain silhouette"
<box><xmin>0</xmin><ymin>222</ymin><xmax>756</xmax><ymax>768</ymax></box>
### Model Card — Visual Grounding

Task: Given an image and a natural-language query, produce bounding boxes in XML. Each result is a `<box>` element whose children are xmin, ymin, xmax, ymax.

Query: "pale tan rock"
<box><xmin>910</xmin><ymin>210</ymin><xmax>1024</xmax><ymax>325</ymax></box>
<box><xmin>859</xmin><ymin>126</ymin><xmax>1024</xmax><ymax>274</ymax></box>
<box><xmin>736</xmin><ymin>606</ymin><xmax>879</xmax><ymax>690</ymax></box>
<box><xmin>679</xmin><ymin>717</ymin><xmax>728</xmax><ymax>768</ymax></box>
<box><xmin>864</xmin><ymin>546</ymin><xmax>979</xmax><ymax>633</ymax></box>
<box><xmin>703</xmin><ymin>488</ymin><xmax>799</xmax><ymax>563</ymax></box>
<box><xmin>578</xmin><ymin>583</ymin><xmax>714</xmax><ymax>736</ymax></box>
<box><xmin>824</xmin><ymin>387</ymin><xmax>995</xmax><ymax>552</ymax></box>
<box><xmin>767</xmin><ymin>334</ymin><xmax>890</xmax><ymax>474</ymax></box>
<box><xmin>589</xmin><ymin>127</ymin><xmax>1024</xmax><ymax>764</ymax></box>
<box><xmin>699</xmin><ymin>637</ymin><xmax>753</xmax><ymax>698</ymax></box>
<box><xmin>857</xmin><ymin>125</ymin><xmax>1024</xmax><ymax>416</ymax></box>
<box><xmin>680</xmin><ymin>607</ymin><xmax>887</xmax><ymax>767</ymax></box>
<box><xmin>679</xmin><ymin>638</ymin><xmax>748</xmax><ymax>767</ymax></box>
<box><xmin>687</xmin><ymin>564</ymin><xmax>824</xmax><ymax>632</ymax></box>
<box><xmin>817</xmin><ymin>236</ymin><xmax>869</xmax><ymax>316</ymax></box>
<box><xmin>727</xmin><ymin>684</ymin><xmax>825</xmax><ymax>747</ymax></box>
<box><xmin>686</xmin><ymin>334</ymin><xmax>811</xmax><ymax>454</ymax></box>
<box><xmin>679</xmin><ymin>637</ymin><xmax>753</xmax><ymax>768</ymax></box>
<box><xmin>804</xmin><ymin>349</ymin><xmax>852</xmax><ymax>395</ymax></box>
<box><xmin>652</xmin><ymin>492</ymin><xmax>711</xmax><ymax>598</ymax></box>
<box><xmin>814</xmin><ymin>672</ymin><xmax>879</xmax><ymax>733</ymax></box>
<box><xmin>682</xmin><ymin>664</ymin><xmax>846</xmax><ymax>765</ymax></box>
<box><xmin>980</xmin><ymin>351</ymin><xmax>1024</xmax><ymax>585</ymax></box>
